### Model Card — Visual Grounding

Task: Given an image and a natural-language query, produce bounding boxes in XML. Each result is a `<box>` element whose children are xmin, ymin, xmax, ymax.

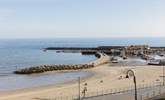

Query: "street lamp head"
<box><xmin>126</xmin><ymin>69</ymin><xmax>135</xmax><ymax>77</ymax></box>
<box><xmin>125</xmin><ymin>69</ymin><xmax>137</xmax><ymax>100</ymax></box>
<box><xmin>126</xmin><ymin>75</ymin><xmax>129</xmax><ymax>78</ymax></box>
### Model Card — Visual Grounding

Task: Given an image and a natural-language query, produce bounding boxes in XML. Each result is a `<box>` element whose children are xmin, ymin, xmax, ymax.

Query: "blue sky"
<box><xmin>0</xmin><ymin>0</ymin><xmax>165</xmax><ymax>38</ymax></box>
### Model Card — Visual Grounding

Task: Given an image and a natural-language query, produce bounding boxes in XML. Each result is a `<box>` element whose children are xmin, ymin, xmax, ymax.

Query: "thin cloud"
<box><xmin>0</xmin><ymin>0</ymin><xmax>67</xmax><ymax>3</ymax></box>
<box><xmin>0</xmin><ymin>9</ymin><xmax>15</xmax><ymax>21</ymax></box>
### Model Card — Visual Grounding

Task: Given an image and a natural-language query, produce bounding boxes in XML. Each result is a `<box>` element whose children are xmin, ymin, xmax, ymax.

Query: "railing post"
<box><xmin>140</xmin><ymin>95</ymin><xmax>143</xmax><ymax>100</ymax></box>
<box><xmin>110</xmin><ymin>89</ymin><xmax>113</xmax><ymax>94</ymax></box>
<box><xmin>147</xmin><ymin>93</ymin><xmax>149</xmax><ymax>99</ymax></box>
<box><xmin>159</xmin><ymin>88</ymin><xmax>161</xmax><ymax>94</ymax></box>
<box><xmin>78</xmin><ymin>77</ymin><xmax>81</xmax><ymax>100</ymax></box>
<box><xmin>97</xmin><ymin>90</ymin><xmax>98</xmax><ymax>96</ymax></box>
<box><xmin>153</xmin><ymin>91</ymin><xmax>155</xmax><ymax>97</ymax></box>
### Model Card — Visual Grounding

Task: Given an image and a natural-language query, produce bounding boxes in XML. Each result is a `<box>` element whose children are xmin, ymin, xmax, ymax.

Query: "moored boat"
<box><xmin>111</xmin><ymin>57</ymin><xmax>118</xmax><ymax>63</ymax></box>
<box><xmin>148</xmin><ymin>59</ymin><xmax>160</xmax><ymax>65</ymax></box>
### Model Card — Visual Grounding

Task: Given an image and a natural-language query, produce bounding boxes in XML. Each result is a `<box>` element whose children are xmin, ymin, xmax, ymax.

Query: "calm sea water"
<box><xmin>0</xmin><ymin>37</ymin><xmax>164</xmax><ymax>91</ymax></box>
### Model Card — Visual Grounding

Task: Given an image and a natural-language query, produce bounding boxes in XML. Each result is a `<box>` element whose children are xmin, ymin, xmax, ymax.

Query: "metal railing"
<box><xmin>43</xmin><ymin>82</ymin><xmax>165</xmax><ymax>100</ymax></box>
<box><xmin>140</xmin><ymin>86</ymin><xmax>165</xmax><ymax>100</ymax></box>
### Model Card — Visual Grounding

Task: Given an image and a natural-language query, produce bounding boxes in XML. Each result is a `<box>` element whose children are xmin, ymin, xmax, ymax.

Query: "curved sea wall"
<box><xmin>88</xmin><ymin>52</ymin><xmax>110</xmax><ymax>66</ymax></box>
<box><xmin>14</xmin><ymin>52</ymin><xmax>110</xmax><ymax>74</ymax></box>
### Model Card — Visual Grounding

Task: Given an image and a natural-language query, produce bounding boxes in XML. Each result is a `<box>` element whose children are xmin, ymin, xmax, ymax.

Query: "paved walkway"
<box><xmin>84</xmin><ymin>85</ymin><xmax>165</xmax><ymax>100</ymax></box>
<box><xmin>84</xmin><ymin>93</ymin><xmax>133</xmax><ymax>100</ymax></box>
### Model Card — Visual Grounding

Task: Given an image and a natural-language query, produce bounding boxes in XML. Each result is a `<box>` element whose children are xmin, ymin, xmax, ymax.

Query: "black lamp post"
<box><xmin>159</xmin><ymin>60</ymin><xmax>165</xmax><ymax>86</ymax></box>
<box><xmin>162</xmin><ymin>62</ymin><xmax>165</xmax><ymax>86</ymax></box>
<box><xmin>126</xmin><ymin>70</ymin><xmax>137</xmax><ymax>100</ymax></box>
<box><xmin>163</xmin><ymin>64</ymin><xmax>165</xmax><ymax>86</ymax></box>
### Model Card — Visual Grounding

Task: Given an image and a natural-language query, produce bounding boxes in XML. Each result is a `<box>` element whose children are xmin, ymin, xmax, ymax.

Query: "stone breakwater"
<box><xmin>14</xmin><ymin>52</ymin><xmax>110</xmax><ymax>74</ymax></box>
<box><xmin>14</xmin><ymin>64</ymin><xmax>94</xmax><ymax>74</ymax></box>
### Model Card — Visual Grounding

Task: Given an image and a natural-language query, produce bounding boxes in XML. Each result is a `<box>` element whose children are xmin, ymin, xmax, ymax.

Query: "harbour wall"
<box><xmin>45</xmin><ymin>46</ymin><xmax>165</xmax><ymax>56</ymax></box>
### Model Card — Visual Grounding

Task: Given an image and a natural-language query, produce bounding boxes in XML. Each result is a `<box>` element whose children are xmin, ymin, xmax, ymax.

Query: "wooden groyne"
<box><xmin>14</xmin><ymin>52</ymin><xmax>110</xmax><ymax>74</ymax></box>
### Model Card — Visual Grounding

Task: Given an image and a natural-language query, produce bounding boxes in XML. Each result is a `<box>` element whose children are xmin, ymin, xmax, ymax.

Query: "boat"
<box><xmin>43</xmin><ymin>49</ymin><xmax>47</xmax><ymax>52</ymax></box>
<box><xmin>159</xmin><ymin>53</ymin><xmax>164</xmax><ymax>57</ymax></box>
<box><xmin>111</xmin><ymin>57</ymin><xmax>118</xmax><ymax>63</ymax></box>
<box><xmin>56</xmin><ymin>51</ymin><xmax>61</xmax><ymax>53</ymax></box>
<box><xmin>112</xmin><ymin>59</ymin><xmax>118</xmax><ymax>63</ymax></box>
<box><xmin>148</xmin><ymin>59</ymin><xmax>160</xmax><ymax>65</ymax></box>
<box><xmin>123</xmin><ymin>56</ymin><xmax>127</xmax><ymax>60</ymax></box>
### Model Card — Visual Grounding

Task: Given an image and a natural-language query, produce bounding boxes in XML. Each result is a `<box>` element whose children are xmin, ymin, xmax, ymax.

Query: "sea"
<box><xmin>0</xmin><ymin>37</ymin><xmax>164</xmax><ymax>91</ymax></box>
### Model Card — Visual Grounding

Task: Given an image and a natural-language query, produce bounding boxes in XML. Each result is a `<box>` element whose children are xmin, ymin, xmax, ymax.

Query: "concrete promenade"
<box><xmin>84</xmin><ymin>84</ymin><xmax>165</xmax><ymax>100</ymax></box>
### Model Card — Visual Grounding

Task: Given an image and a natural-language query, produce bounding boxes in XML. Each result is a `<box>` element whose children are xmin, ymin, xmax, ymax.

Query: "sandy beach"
<box><xmin>0</xmin><ymin>64</ymin><xmax>163</xmax><ymax>100</ymax></box>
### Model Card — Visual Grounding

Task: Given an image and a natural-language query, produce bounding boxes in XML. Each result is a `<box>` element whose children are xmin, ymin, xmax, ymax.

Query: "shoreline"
<box><xmin>0</xmin><ymin>64</ymin><xmax>163</xmax><ymax>100</ymax></box>
<box><xmin>0</xmin><ymin>68</ymin><xmax>97</xmax><ymax>99</ymax></box>
<box><xmin>0</xmin><ymin>69</ymin><xmax>95</xmax><ymax>92</ymax></box>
